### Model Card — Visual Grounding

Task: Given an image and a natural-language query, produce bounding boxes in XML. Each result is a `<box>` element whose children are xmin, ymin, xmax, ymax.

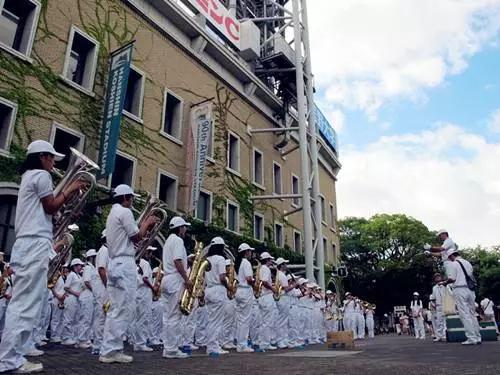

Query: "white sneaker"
<box><xmin>77</xmin><ymin>342</ymin><xmax>91</xmax><ymax>349</ymax></box>
<box><xmin>222</xmin><ymin>343</ymin><xmax>236</xmax><ymax>350</ymax></box>
<box><xmin>150</xmin><ymin>340</ymin><xmax>161</xmax><ymax>346</ymax></box>
<box><xmin>277</xmin><ymin>343</ymin><xmax>288</xmax><ymax>349</ymax></box>
<box><xmin>217</xmin><ymin>349</ymin><xmax>229</xmax><ymax>354</ymax></box>
<box><xmin>99</xmin><ymin>353</ymin><xmax>134</xmax><ymax>363</ymax></box>
<box><xmin>13</xmin><ymin>361</ymin><xmax>43</xmax><ymax>373</ymax></box>
<box><xmin>26</xmin><ymin>349</ymin><xmax>44</xmax><ymax>357</ymax></box>
<box><xmin>50</xmin><ymin>337</ymin><xmax>61</xmax><ymax>343</ymax></box>
<box><xmin>461</xmin><ymin>339</ymin><xmax>476</xmax><ymax>345</ymax></box>
<box><xmin>266</xmin><ymin>345</ymin><xmax>277</xmax><ymax>351</ymax></box>
<box><xmin>61</xmin><ymin>339</ymin><xmax>77</xmax><ymax>346</ymax></box>
<box><xmin>236</xmin><ymin>347</ymin><xmax>254</xmax><ymax>353</ymax></box>
<box><xmin>134</xmin><ymin>345</ymin><xmax>153</xmax><ymax>352</ymax></box>
<box><xmin>36</xmin><ymin>341</ymin><xmax>47</xmax><ymax>347</ymax></box>
<box><xmin>163</xmin><ymin>350</ymin><xmax>189</xmax><ymax>359</ymax></box>
<box><xmin>189</xmin><ymin>344</ymin><xmax>199</xmax><ymax>350</ymax></box>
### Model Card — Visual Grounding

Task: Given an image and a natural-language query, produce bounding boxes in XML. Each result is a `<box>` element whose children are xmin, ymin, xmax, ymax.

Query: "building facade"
<box><xmin>0</xmin><ymin>0</ymin><xmax>341</xmax><ymax>266</ymax></box>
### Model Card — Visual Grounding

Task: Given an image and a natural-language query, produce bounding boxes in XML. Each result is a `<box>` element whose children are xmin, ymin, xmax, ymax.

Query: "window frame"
<box><xmin>272</xmin><ymin>161</ymin><xmax>283</xmax><ymax>196</ymax></box>
<box><xmin>122</xmin><ymin>64</ymin><xmax>146</xmax><ymax>123</ymax></box>
<box><xmin>0</xmin><ymin>96</ymin><xmax>17</xmax><ymax>156</ymax></box>
<box><xmin>49</xmin><ymin>122</ymin><xmax>85</xmax><ymax>152</ymax></box>
<box><xmin>226</xmin><ymin>130</ymin><xmax>241</xmax><ymax>175</ymax></box>
<box><xmin>159</xmin><ymin>87</ymin><xmax>184</xmax><ymax>145</ymax></box>
<box><xmin>274</xmin><ymin>221</ymin><xmax>284</xmax><ymax>248</ymax></box>
<box><xmin>329</xmin><ymin>202</ymin><xmax>337</xmax><ymax>232</ymax></box>
<box><xmin>252</xmin><ymin>147</ymin><xmax>265</xmax><ymax>190</ymax></box>
<box><xmin>156</xmin><ymin>168</ymin><xmax>179</xmax><ymax>211</ymax></box>
<box><xmin>60</xmin><ymin>25</ymin><xmax>99</xmax><ymax>96</ymax></box>
<box><xmin>291</xmin><ymin>173</ymin><xmax>300</xmax><ymax>208</ymax></box>
<box><xmin>226</xmin><ymin>199</ymin><xmax>240</xmax><ymax>234</ymax></box>
<box><xmin>107</xmin><ymin>150</ymin><xmax>137</xmax><ymax>189</ymax></box>
<box><xmin>319</xmin><ymin>194</ymin><xmax>327</xmax><ymax>226</ymax></box>
<box><xmin>293</xmin><ymin>229</ymin><xmax>302</xmax><ymax>254</ymax></box>
<box><xmin>194</xmin><ymin>188</ymin><xmax>213</xmax><ymax>223</ymax></box>
<box><xmin>253</xmin><ymin>212</ymin><xmax>265</xmax><ymax>242</ymax></box>
<box><xmin>0</xmin><ymin>0</ymin><xmax>41</xmax><ymax>62</ymax></box>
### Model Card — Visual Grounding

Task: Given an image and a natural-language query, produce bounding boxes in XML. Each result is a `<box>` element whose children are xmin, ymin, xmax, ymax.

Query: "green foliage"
<box><xmin>461</xmin><ymin>246</ymin><xmax>500</xmax><ymax>303</ymax></box>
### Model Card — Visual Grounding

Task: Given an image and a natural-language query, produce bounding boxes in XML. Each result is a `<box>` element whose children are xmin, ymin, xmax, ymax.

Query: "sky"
<box><xmin>307</xmin><ymin>0</ymin><xmax>500</xmax><ymax>248</ymax></box>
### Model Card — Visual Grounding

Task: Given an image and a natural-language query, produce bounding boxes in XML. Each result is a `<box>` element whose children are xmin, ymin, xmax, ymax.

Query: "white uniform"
<box><xmin>441</xmin><ymin>238</ymin><xmax>457</xmax><ymax>276</ymax></box>
<box><xmin>411</xmin><ymin>299</ymin><xmax>425</xmax><ymax>339</ymax></box>
<box><xmin>343</xmin><ymin>299</ymin><xmax>356</xmax><ymax>337</ymax></box>
<box><xmin>150</xmin><ymin>274</ymin><xmax>163</xmax><ymax>345</ymax></box>
<box><xmin>78</xmin><ymin>264</ymin><xmax>96</xmax><ymax>345</ymax></box>
<box><xmin>257</xmin><ymin>265</ymin><xmax>276</xmax><ymax>349</ymax></box>
<box><xmin>354</xmin><ymin>302</ymin><xmax>365</xmax><ymax>339</ymax></box>
<box><xmin>235</xmin><ymin>258</ymin><xmax>255</xmax><ymax>350</ymax></box>
<box><xmin>432</xmin><ymin>284</ymin><xmax>446</xmax><ymax>340</ymax></box>
<box><xmin>275</xmin><ymin>270</ymin><xmax>290</xmax><ymax>348</ymax></box>
<box><xmin>132</xmin><ymin>258</ymin><xmax>153</xmax><ymax>348</ymax></box>
<box><xmin>366</xmin><ymin>309</ymin><xmax>375</xmax><ymax>338</ymax></box>
<box><xmin>204</xmin><ymin>254</ymin><xmax>227</xmax><ymax>354</ymax></box>
<box><xmin>49</xmin><ymin>277</ymin><xmax>65</xmax><ymax>341</ymax></box>
<box><xmin>100</xmin><ymin>203</ymin><xmax>139</xmax><ymax>357</ymax></box>
<box><xmin>0</xmin><ymin>170</ymin><xmax>54</xmax><ymax>372</ymax></box>
<box><xmin>448</xmin><ymin>257</ymin><xmax>481</xmax><ymax>343</ymax></box>
<box><xmin>161</xmin><ymin>233</ymin><xmax>187</xmax><ymax>354</ymax></box>
<box><xmin>287</xmin><ymin>288</ymin><xmax>303</xmax><ymax>346</ymax></box>
<box><xmin>61</xmin><ymin>271</ymin><xmax>84</xmax><ymax>342</ymax></box>
<box><xmin>94</xmin><ymin>245</ymin><xmax>109</xmax><ymax>352</ymax></box>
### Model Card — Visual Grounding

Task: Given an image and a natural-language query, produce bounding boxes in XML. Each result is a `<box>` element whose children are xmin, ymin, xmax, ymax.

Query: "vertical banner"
<box><xmin>186</xmin><ymin>102</ymin><xmax>213</xmax><ymax>214</ymax></box>
<box><xmin>97</xmin><ymin>42</ymin><xmax>134</xmax><ymax>179</ymax></box>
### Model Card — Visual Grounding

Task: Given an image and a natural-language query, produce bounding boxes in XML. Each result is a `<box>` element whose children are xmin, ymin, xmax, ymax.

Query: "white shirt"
<box><xmin>83</xmin><ymin>263</ymin><xmax>104</xmax><ymax>297</ymax></box>
<box><xmin>15</xmin><ymin>170</ymin><xmax>54</xmax><ymax>239</ymax></box>
<box><xmin>259</xmin><ymin>265</ymin><xmax>272</xmax><ymax>296</ymax></box>
<box><xmin>237</xmin><ymin>258</ymin><xmax>253</xmax><ymax>287</ymax></box>
<box><xmin>162</xmin><ymin>234</ymin><xmax>187</xmax><ymax>276</ymax></box>
<box><xmin>277</xmin><ymin>270</ymin><xmax>288</xmax><ymax>291</ymax></box>
<box><xmin>432</xmin><ymin>284</ymin><xmax>445</xmax><ymax>306</ymax></box>
<box><xmin>137</xmin><ymin>258</ymin><xmax>153</xmax><ymax>288</ymax></box>
<box><xmin>205</xmin><ymin>255</ymin><xmax>225</xmax><ymax>288</ymax></box>
<box><xmin>344</xmin><ymin>299</ymin><xmax>355</xmax><ymax>314</ymax></box>
<box><xmin>53</xmin><ymin>276</ymin><xmax>65</xmax><ymax>298</ymax></box>
<box><xmin>481</xmin><ymin>298</ymin><xmax>494</xmax><ymax>315</ymax></box>
<box><xmin>64</xmin><ymin>271</ymin><xmax>84</xmax><ymax>294</ymax></box>
<box><xmin>442</xmin><ymin>238</ymin><xmax>457</xmax><ymax>262</ymax></box>
<box><xmin>106</xmin><ymin>204</ymin><xmax>139</xmax><ymax>258</ymax></box>
<box><xmin>96</xmin><ymin>245</ymin><xmax>109</xmax><ymax>270</ymax></box>
<box><xmin>448</xmin><ymin>256</ymin><xmax>473</xmax><ymax>288</ymax></box>
<box><xmin>410</xmin><ymin>300</ymin><xmax>423</xmax><ymax>317</ymax></box>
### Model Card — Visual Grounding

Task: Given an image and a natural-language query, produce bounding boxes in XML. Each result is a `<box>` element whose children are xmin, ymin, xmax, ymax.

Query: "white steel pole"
<box><xmin>301</xmin><ymin>0</ymin><xmax>325</xmax><ymax>289</ymax></box>
<box><xmin>292</xmin><ymin>0</ymin><xmax>314</xmax><ymax>281</ymax></box>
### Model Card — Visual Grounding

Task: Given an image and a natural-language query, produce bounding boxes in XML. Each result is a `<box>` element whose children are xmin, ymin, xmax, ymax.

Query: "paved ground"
<box><xmin>24</xmin><ymin>335</ymin><xmax>500</xmax><ymax>374</ymax></box>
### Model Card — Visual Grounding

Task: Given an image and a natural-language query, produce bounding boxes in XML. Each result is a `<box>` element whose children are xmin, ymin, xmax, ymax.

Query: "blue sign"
<box><xmin>97</xmin><ymin>43</ymin><xmax>134</xmax><ymax>179</ymax></box>
<box><xmin>314</xmin><ymin>104</ymin><xmax>338</xmax><ymax>155</ymax></box>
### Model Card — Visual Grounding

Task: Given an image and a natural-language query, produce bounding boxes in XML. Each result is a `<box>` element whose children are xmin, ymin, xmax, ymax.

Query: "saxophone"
<box><xmin>179</xmin><ymin>241</ymin><xmax>211</xmax><ymax>315</ymax></box>
<box><xmin>273</xmin><ymin>270</ymin><xmax>282</xmax><ymax>301</ymax></box>
<box><xmin>227</xmin><ymin>261</ymin><xmax>238</xmax><ymax>300</ymax></box>
<box><xmin>253</xmin><ymin>259</ymin><xmax>263</xmax><ymax>298</ymax></box>
<box><xmin>152</xmin><ymin>256</ymin><xmax>163</xmax><ymax>302</ymax></box>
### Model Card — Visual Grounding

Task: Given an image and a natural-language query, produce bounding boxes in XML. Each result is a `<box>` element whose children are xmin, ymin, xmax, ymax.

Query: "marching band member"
<box><xmin>161</xmin><ymin>216</ymin><xmax>191</xmax><ymax>359</ymax></box>
<box><xmin>343</xmin><ymin>292</ymin><xmax>355</xmax><ymax>338</ymax></box>
<box><xmin>296</xmin><ymin>278</ymin><xmax>309</xmax><ymax>346</ymax></box>
<box><xmin>82</xmin><ymin>249</ymin><xmax>104</xmax><ymax>353</ymax></box>
<box><xmin>274</xmin><ymin>258</ymin><xmax>293</xmax><ymax>349</ymax></box>
<box><xmin>287</xmin><ymin>275</ymin><xmax>303</xmax><ymax>348</ymax></box>
<box><xmin>180</xmin><ymin>254</ymin><xmax>199</xmax><ymax>353</ymax></box>
<box><xmin>431</xmin><ymin>273</ymin><xmax>446</xmax><ymax>342</ymax></box>
<box><xmin>132</xmin><ymin>246</ymin><xmax>155</xmax><ymax>352</ymax></box>
<box><xmin>256</xmin><ymin>252</ymin><xmax>278</xmax><ymax>351</ymax></box>
<box><xmin>49</xmin><ymin>265</ymin><xmax>68</xmax><ymax>343</ymax></box>
<box><xmin>234</xmin><ymin>243</ymin><xmax>255</xmax><ymax>353</ymax></box>
<box><xmin>480</xmin><ymin>297</ymin><xmax>498</xmax><ymax>334</ymax></box>
<box><xmin>204</xmin><ymin>237</ymin><xmax>231</xmax><ymax>357</ymax></box>
<box><xmin>99</xmin><ymin>184</ymin><xmax>158</xmax><ymax>364</ymax></box>
<box><xmin>220</xmin><ymin>259</ymin><xmax>236</xmax><ymax>351</ymax></box>
<box><xmin>93</xmin><ymin>231</ymin><xmax>109</xmax><ymax>354</ymax></box>
<box><xmin>0</xmin><ymin>262</ymin><xmax>12</xmax><ymax>337</ymax></box>
<box><xmin>324</xmin><ymin>291</ymin><xmax>337</xmax><ymax>332</ymax></box>
<box><xmin>410</xmin><ymin>292</ymin><xmax>425</xmax><ymax>339</ymax></box>
<box><xmin>424</xmin><ymin>229</ymin><xmax>457</xmax><ymax>276</ymax></box>
<box><xmin>150</xmin><ymin>267</ymin><xmax>163</xmax><ymax>346</ymax></box>
<box><xmin>0</xmin><ymin>140</ymin><xmax>85</xmax><ymax>373</ymax></box>
<box><xmin>78</xmin><ymin>250</ymin><xmax>98</xmax><ymax>349</ymax></box>
<box><xmin>61</xmin><ymin>258</ymin><xmax>85</xmax><ymax>346</ymax></box>
<box><xmin>366</xmin><ymin>305</ymin><xmax>375</xmax><ymax>338</ymax></box>
<box><xmin>354</xmin><ymin>297</ymin><xmax>365</xmax><ymax>340</ymax></box>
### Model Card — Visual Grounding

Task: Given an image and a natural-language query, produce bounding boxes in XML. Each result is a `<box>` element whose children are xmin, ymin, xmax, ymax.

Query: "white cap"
<box><xmin>429</xmin><ymin>294</ymin><xmax>435</xmax><ymax>300</ymax></box>
<box><xmin>146</xmin><ymin>246</ymin><xmax>157</xmax><ymax>251</ymax></box>
<box><xmin>187</xmin><ymin>253</ymin><xmax>196</xmax><ymax>259</ymax></box>
<box><xmin>101</xmin><ymin>229</ymin><xmax>107</xmax><ymax>238</ymax></box>
<box><xmin>225</xmin><ymin>259</ymin><xmax>232</xmax><ymax>266</ymax></box>
<box><xmin>446</xmin><ymin>248</ymin><xmax>459</xmax><ymax>258</ymax></box>
<box><xmin>153</xmin><ymin>267</ymin><xmax>159</xmax><ymax>273</ymax></box>
<box><xmin>169</xmin><ymin>216</ymin><xmax>191</xmax><ymax>229</ymax></box>
<box><xmin>260</xmin><ymin>252</ymin><xmax>274</xmax><ymax>260</ymax></box>
<box><xmin>63</xmin><ymin>263</ymin><xmax>70</xmax><ymax>268</ymax></box>
<box><xmin>85</xmin><ymin>249</ymin><xmax>97</xmax><ymax>258</ymax></box>
<box><xmin>70</xmin><ymin>258</ymin><xmax>85</xmax><ymax>267</ymax></box>
<box><xmin>210</xmin><ymin>237</ymin><xmax>225</xmax><ymax>246</ymax></box>
<box><xmin>326</xmin><ymin>290</ymin><xmax>333</xmax><ymax>294</ymax></box>
<box><xmin>27</xmin><ymin>140</ymin><xmax>65</xmax><ymax>161</ymax></box>
<box><xmin>413</xmin><ymin>292</ymin><xmax>419</xmax><ymax>296</ymax></box>
<box><xmin>306</xmin><ymin>282</ymin><xmax>315</xmax><ymax>288</ymax></box>
<box><xmin>113</xmin><ymin>184</ymin><xmax>139</xmax><ymax>197</ymax></box>
<box><xmin>297</xmin><ymin>278</ymin><xmax>308</xmax><ymax>285</ymax></box>
<box><xmin>286</xmin><ymin>274</ymin><xmax>292</xmax><ymax>280</ymax></box>
<box><xmin>238</xmin><ymin>243</ymin><xmax>254</xmax><ymax>252</ymax></box>
<box><xmin>275</xmin><ymin>257</ymin><xmax>289</xmax><ymax>266</ymax></box>
<box><xmin>345</xmin><ymin>292</ymin><xmax>351</xmax><ymax>296</ymax></box>
<box><xmin>0</xmin><ymin>252</ymin><xmax>4</xmax><ymax>256</ymax></box>
<box><xmin>437</xmin><ymin>229</ymin><xmax>448</xmax><ymax>236</ymax></box>
<box><xmin>68</xmin><ymin>224</ymin><xmax>79</xmax><ymax>231</ymax></box>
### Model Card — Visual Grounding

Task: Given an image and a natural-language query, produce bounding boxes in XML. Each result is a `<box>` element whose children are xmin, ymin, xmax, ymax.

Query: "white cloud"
<box><xmin>326</xmin><ymin>109</ymin><xmax>346</xmax><ymax>133</ymax></box>
<box><xmin>488</xmin><ymin>109</ymin><xmax>500</xmax><ymax>132</ymax></box>
<box><xmin>309</xmin><ymin>0</ymin><xmax>500</xmax><ymax>117</ymax></box>
<box><xmin>337</xmin><ymin>124</ymin><xmax>500</xmax><ymax>247</ymax></box>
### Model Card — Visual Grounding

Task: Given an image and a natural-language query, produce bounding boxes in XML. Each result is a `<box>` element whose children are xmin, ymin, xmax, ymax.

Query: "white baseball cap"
<box><xmin>27</xmin><ymin>140</ymin><xmax>65</xmax><ymax>161</ymax></box>
<box><xmin>297</xmin><ymin>278</ymin><xmax>308</xmax><ymax>285</ymax></box>
<box><xmin>85</xmin><ymin>249</ymin><xmax>97</xmax><ymax>258</ymax></box>
<box><xmin>101</xmin><ymin>229</ymin><xmax>107</xmax><ymax>238</ymax></box>
<box><xmin>169</xmin><ymin>216</ymin><xmax>191</xmax><ymax>229</ymax></box>
<box><xmin>210</xmin><ymin>237</ymin><xmax>225</xmax><ymax>246</ymax></box>
<box><xmin>146</xmin><ymin>246</ymin><xmax>157</xmax><ymax>251</ymax></box>
<box><xmin>446</xmin><ymin>248</ymin><xmax>459</xmax><ymax>258</ymax></box>
<box><xmin>275</xmin><ymin>257</ymin><xmax>289</xmax><ymax>266</ymax></box>
<box><xmin>113</xmin><ymin>184</ymin><xmax>139</xmax><ymax>197</ymax></box>
<box><xmin>70</xmin><ymin>258</ymin><xmax>85</xmax><ymax>267</ymax></box>
<box><xmin>152</xmin><ymin>267</ymin><xmax>160</xmax><ymax>273</ymax></box>
<box><xmin>429</xmin><ymin>294</ymin><xmax>435</xmax><ymax>300</ymax></box>
<box><xmin>413</xmin><ymin>292</ymin><xmax>419</xmax><ymax>296</ymax></box>
<box><xmin>187</xmin><ymin>253</ymin><xmax>196</xmax><ymax>259</ymax></box>
<box><xmin>437</xmin><ymin>229</ymin><xmax>448</xmax><ymax>236</ymax></box>
<box><xmin>225</xmin><ymin>259</ymin><xmax>232</xmax><ymax>266</ymax></box>
<box><xmin>260</xmin><ymin>252</ymin><xmax>274</xmax><ymax>260</ymax></box>
<box><xmin>68</xmin><ymin>224</ymin><xmax>79</xmax><ymax>231</ymax></box>
<box><xmin>286</xmin><ymin>274</ymin><xmax>293</xmax><ymax>280</ymax></box>
<box><xmin>238</xmin><ymin>243</ymin><xmax>255</xmax><ymax>252</ymax></box>
<box><xmin>326</xmin><ymin>290</ymin><xmax>333</xmax><ymax>295</ymax></box>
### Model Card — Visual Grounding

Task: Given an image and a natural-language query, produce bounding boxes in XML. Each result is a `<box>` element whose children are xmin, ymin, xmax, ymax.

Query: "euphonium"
<box><xmin>179</xmin><ymin>241</ymin><xmax>211</xmax><ymax>315</ymax></box>
<box><xmin>134</xmin><ymin>195</ymin><xmax>168</xmax><ymax>261</ymax></box>
<box><xmin>52</xmin><ymin>147</ymin><xmax>99</xmax><ymax>240</ymax></box>
<box><xmin>47</xmin><ymin>231</ymin><xmax>74</xmax><ymax>289</ymax></box>
<box><xmin>253</xmin><ymin>259</ymin><xmax>263</xmax><ymax>298</ymax></box>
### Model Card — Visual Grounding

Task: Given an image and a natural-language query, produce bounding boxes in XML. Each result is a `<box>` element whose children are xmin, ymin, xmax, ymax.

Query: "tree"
<box><xmin>461</xmin><ymin>246</ymin><xmax>500</xmax><ymax>303</ymax></box>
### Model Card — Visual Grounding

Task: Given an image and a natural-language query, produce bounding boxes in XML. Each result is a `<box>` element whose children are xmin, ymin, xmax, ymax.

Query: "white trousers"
<box><xmin>34</xmin><ymin>291</ymin><xmax>51</xmax><ymax>343</ymax></box>
<box><xmin>414</xmin><ymin>316</ymin><xmax>425</xmax><ymax>338</ymax></box>
<box><xmin>434</xmin><ymin>307</ymin><xmax>446</xmax><ymax>339</ymax></box>
<box><xmin>101</xmin><ymin>257</ymin><xmax>137</xmax><ymax>356</ymax></box>
<box><xmin>195</xmin><ymin>305</ymin><xmax>208</xmax><ymax>346</ymax></box>
<box><xmin>275</xmin><ymin>296</ymin><xmax>290</xmax><ymax>346</ymax></box>
<box><xmin>220</xmin><ymin>298</ymin><xmax>235</xmax><ymax>346</ymax></box>
<box><xmin>235</xmin><ymin>287</ymin><xmax>254</xmax><ymax>349</ymax></box>
<box><xmin>92</xmin><ymin>288</ymin><xmax>107</xmax><ymax>351</ymax></box>
<box><xmin>77</xmin><ymin>293</ymin><xmax>94</xmax><ymax>343</ymax></box>
<box><xmin>366</xmin><ymin>317</ymin><xmax>374</xmax><ymax>338</ymax></box>
<box><xmin>161</xmin><ymin>278</ymin><xmax>184</xmax><ymax>353</ymax></box>
<box><xmin>344</xmin><ymin>312</ymin><xmax>356</xmax><ymax>338</ymax></box>
<box><xmin>181</xmin><ymin>309</ymin><xmax>197</xmax><ymax>346</ymax></box>
<box><xmin>132</xmin><ymin>286</ymin><xmax>152</xmax><ymax>347</ymax></box>
<box><xmin>205</xmin><ymin>285</ymin><xmax>226</xmax><ymax>354</ymax></box>
<box><xmin>50</xmin><ymin>299</ymin><xmax>64</xmax><ymax>339</ymax></box>
<box><xmin>454</xmin><ymin>287</ymin><xmax>481</xmax><ymax>342</ymax></box>
<box><xmin>0</xmin><ymin>237</ymin><xmax>50</xmax><ymax>372</ymax></box>
<box><xmin>249</xmin><ymin>301</ymin><xmax>260</xmax><ymax>344</ymax></box>
<box><xmin>151</xmin><ymin>299</ymin><xmax>162</xmax><ymax>343</ymax></box>
<box><xmin>257</xmin><ymin>294</ymin><xmax>277</xmax><ymax>348</ymax></box>
<box><xmin>356</xmin><ymin>313</ymin><xmax>365</xmax><ymax>339</ymax></box>
<box><xmin>288</xmin><ymin>299</ymin><xmax>301</xmax><ymax>345</ymax></box>
<box><xmin>61</xmin><ymin>295</ymin><xmax>79</xmax><ymax>341</ymax></box>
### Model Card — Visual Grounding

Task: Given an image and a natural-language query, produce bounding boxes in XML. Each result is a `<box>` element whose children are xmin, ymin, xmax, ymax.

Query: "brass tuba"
<box><xmin>52</xmin><ymin>148</ymin><xmax>99</xmax><ymax>240</ymax></box>
<box><xmin>47</xmin><ymin>230</ymin><xmax>75</xmax><ymax>289</ymax></box>
<box><xmin>134</xmin><ymin>195</ymin><xmax>168</xmax><ymax>261</ymax></box>
<box><xmin>179</xmin><ymin>241</ymin><xmax>211</xmax><ymax>315</ymax></box>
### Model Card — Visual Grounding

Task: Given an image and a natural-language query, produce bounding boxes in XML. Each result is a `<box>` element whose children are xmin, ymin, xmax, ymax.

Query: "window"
<box><xmin>0</xmin><ymin>97</ymin><xmax>17</xmax><ymax>155</ymax></box>
<box><xmin>293</xmin><ymin>230</ymin><xmax>302</xmax><ymax>254</ymax></box>
<box><xmin>254</xmin><ymin>213</ymin><xmax>264</xmax><ymax>241</ymax></box>
<box><xmin>0</xmin><ymin>194</ymin><xmax>17</xmax><ymax>255</ymax></box>
<box><xmin>227</xmin><ymin>132</ymin><xmax>240</xmax><ymax>173</ymax></box>
<box><xmin>0</xmin><ymin>0</ymin><xmax>40</xmax><ymax>58</ymax></box>
<box><xmin>157</xmin><ymin>170</ymin><xmax>178</xmax><ymax>210</ymax></box>
<box><xmin>226</xmin><ymin>200</ymin><xmax>239</xmax><ymax>233</ymax></box>
<box><xmin>62</xmin><ymin>26</ymin><xmax>99</xmax><ymax>91</ymax></box>
<box><xmin>50</xmin><ymin>124</ymin><xmax>84</xmax><ymax>171</ymax></box>
<box><xmin>320</xmin><ymin>195</ymin><xmax>326</xmax><ymax>224</ymax></box>
<box><xmin>110</xmin><ymin>152</ymin><xmax>135</xmax><ymax>188</ymax></box>
<box><xmin>123</xmin><ymin>66</ymin><xmax>145</xmax><ymax>120</ymax></box>
<box><xmin>273</xmin><ymin>162</ymin><xmax>282</xmax><ymax>195</ymax></box>
<box><xmin>332</xmin><ymin>243</ymin><xmax>337</xmax><ymax>260</ymax></box>
<box><xmin>195</xmin><ymin>190</ymin><xmax>212</xmax><ymax>223</ymax></box>
<box><xmin>252</xmin><ymin>148</ymin><xmax>264</xmax><ymax>187</ymax></box>
<box><xmin>161</xmin><ymin>89</ymin><xmax>183</xmax><ymax>140</ymax></box>
<box><xmin>291</xmin><ymin>174</ymin><xmax>300</xmax><ymax>206</ymax></box>
<box><xmin>274</xmin><ymin>222</ymin><xmax>284</xmax><ymax>248</ymax></box>
<box><xmin>329</xmin><ymin>202</ymin><xmax>336</xmax><ymax>229</ymax></box>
